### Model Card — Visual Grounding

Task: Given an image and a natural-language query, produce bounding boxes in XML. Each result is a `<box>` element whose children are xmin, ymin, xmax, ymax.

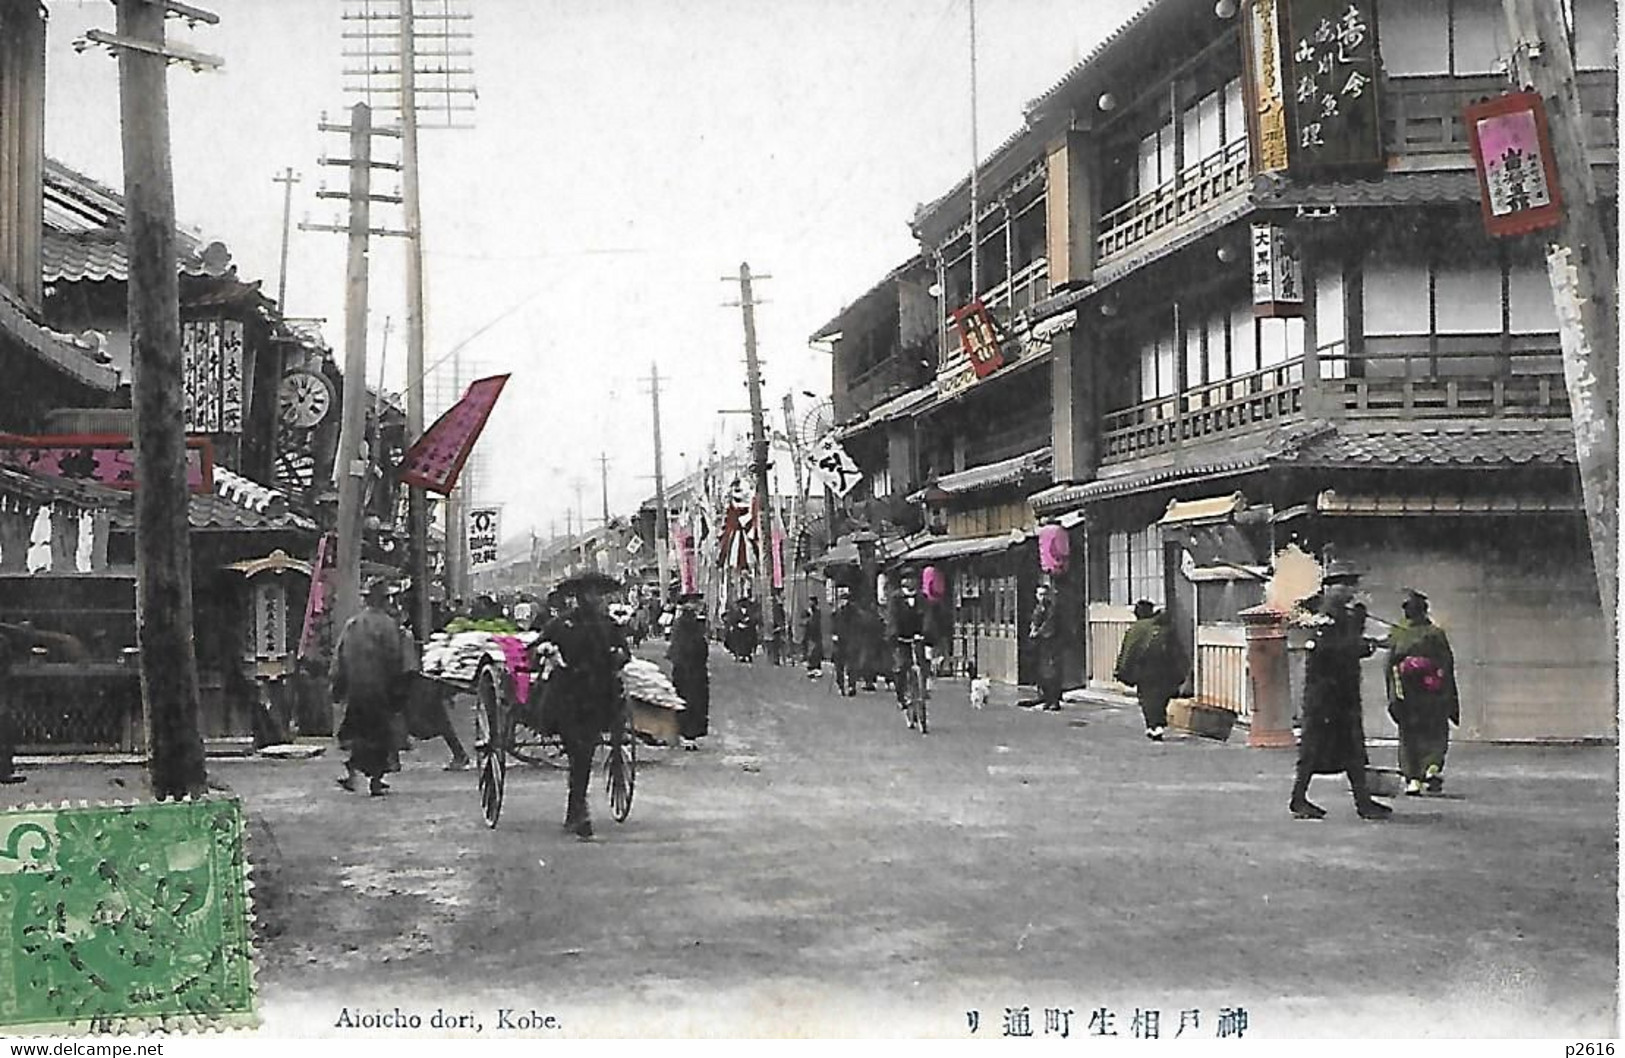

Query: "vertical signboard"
<box><xmin>1465</xmin><ymin>92</ymin><xmax>1564</xmax><ymax>238</ymax></box>
<box><xmin>1251</xmin><ymin>224</ymin><xmax>1305</xmax><ymax>317</ymax></box>
<box><xmin>468</xmin><ymin>506</ymin><xmax>501</xmax><ymax>570</ymax></box>
<box><xmin>181</xmin><ymin>317</ymin><xmax>245</xmax><ymax>434</ymax></box>
<box><xmin>950</xmin><ymin>301</ymin><xmax>1005</xmax><ymax>379</ymax></box>
<box><xmin>1284</xmin><ymin>0</ymin><xmax>1383</xmax><ymax>170</ymax></box>
<box><xmin>1243</xmin><ymin>0</ymin><xmax>1291</xmax><ymax>173</ymax></box>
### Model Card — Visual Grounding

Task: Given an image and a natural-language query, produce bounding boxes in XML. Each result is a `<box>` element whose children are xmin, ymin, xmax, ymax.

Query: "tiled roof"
<box><xmin>1258</xmin><ymin>166</ymin><xmax>1616</xmax><ymax>210</ymax></box>
<box><xmin>1278</xmin><ymin>421</ymin><xmax>1578</xmax><ymax>467</ymax></box>
<box><xmin>108</xmin><ymin>467</ymin><xmax>316</xmax><ymax>534</ymax></box>
<box><xmin>0</xmin><ymin>281</ymin><xmax>120</xmax><ymax>390</ymax></box>
<box><xmin>909</xmin><ymin>446</ymin><xmax>1051</xmax><ymax>502</ymax></box>
<box><xmin>0</xmin><ymin>465</ymin><xmax>126</xmax><ymax>511</ymax></box>
<box><xmin>898</xmin><ymin>530</ymin><xmax>1022</xmax><ymax>564</ymax></box>
<box><xmin>43</xmin><ymin>158</ymin><xmax>213</xmax><ymax>285</ymax></box>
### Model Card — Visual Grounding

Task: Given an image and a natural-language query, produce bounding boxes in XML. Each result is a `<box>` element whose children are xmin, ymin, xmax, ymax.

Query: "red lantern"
<box><xmin>1038</xmin><ymin>524</ymin><xmax>1070</xmax><ymax>575</ymax></box>
<box><xmin>921</xmin><ymin>565</ymin><xmax>947</xmax><ymax>602</ymax></box>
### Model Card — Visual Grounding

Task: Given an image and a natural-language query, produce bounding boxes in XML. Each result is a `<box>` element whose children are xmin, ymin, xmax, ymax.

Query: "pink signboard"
<box><xmin>398</xmin><ymin>374</ymin><xmax>510</xmax><ymax>495</ymax></box>
<box><xmin>1466</xmin><ymin>92</ymin><xmax>1564</xmax><ymax>238</ymax></box>
<box><xmin>0</xmin><ymin>434</ymin><xmax>215</xmax><ymax>493</ymax></box>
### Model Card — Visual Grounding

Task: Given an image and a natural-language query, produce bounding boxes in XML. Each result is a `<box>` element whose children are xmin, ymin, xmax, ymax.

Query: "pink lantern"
<box><xmin>1038</xmin><ymin>524</ymin><xmax>1070</xmax><ymax>575</ymax></box>
<box><xmin>921</xmin><ymin>565</ymin><xmax>946</xmax><ymax>602</ymax></box>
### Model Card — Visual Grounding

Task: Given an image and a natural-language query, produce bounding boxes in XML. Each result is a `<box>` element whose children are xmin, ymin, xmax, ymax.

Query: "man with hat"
<box><xmin>332</xmin><ymin>578</ymin><xmax>409</xmax><ymax>796</ymax></box>
<box><xmin>540</xmin><ymin>572</ymin><xmax>630</xmax><ymax>838</ymax></box>
<box><xmin>667</xmin><ymin>593</ymin><xmax>710</xmax><ymax>749</ymax></box>
<box><xmin>1386</xmin><ymin>588</ymin><xmax>1459</xmax><ymax>795</ymax></box>
<box><xmin>1114</xmin><ymin>599</ymin><xmax>1186</xmax><ymax>740</ymax></box>
<box><xmin>829</xmin><ymin>586</ymin><xmax>858</xmax><ymax>696</ymax></box>
<box><xmin>1290</xmin><ymin>560</ymin><xmax>1391</xmax><ymax>819</ymax></box>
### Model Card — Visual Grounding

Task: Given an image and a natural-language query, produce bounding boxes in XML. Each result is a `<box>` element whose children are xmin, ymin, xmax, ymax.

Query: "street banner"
<box><xmin>676</xmin><ymin>524</ymin><xmax>698</xmax><ymax>594</ymax></box>
<box><xmin>807</xmin><ymin>434</ymin><xmax>861</xmax><ymax>497</ymax></box>
<box><xmin>1466</xmin><ymin>92</ymin><xmax>1564</xmax><ymax>238</ymax></box>
<box><xmin>397</xmin><ymin>374</ymin><xmax>510</xmax><ymax>495</ymax></box>
<box><xmin>1283</xmin><ymin>0</ymin><xmax>1382</xmax><ymax>171</ymax></box>
<box><xmin>1251</xmin><ymin>223</ymin><xmax>1304</xmax><ymax>317</ymax></box>
<box><xmin>297</xmin><ymin>533</ymin><xmax>334</xmax><ymax>659</ymax></box>
<box><xmin>0</xmin><ymin>434</ymin><xmax>215</xmax><ymax>493</ymax></box>
<box><xmin>468</xmin><ymin>506</ymin><xmax>501</xmax><ymax>570</ymax></box>
<box><xmin>718</xmin><ymin>482</ymin><xmax>759</xmax><ymax>571</ymax></box>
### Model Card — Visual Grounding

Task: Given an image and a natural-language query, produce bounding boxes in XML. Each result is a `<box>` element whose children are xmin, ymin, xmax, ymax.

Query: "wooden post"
<box><xmin>1502</xmin><ymin>0</ymin><xmax>1618</xmax><ymax>649</ymax></box>
<box><xmin>116</xmin><ymin>0</ymin><xmax>206</xmax><ymax>798</ymax></box>
<box><xmin>650</xmin><ymin>362</ymin><xmax>670</xmax><ymax>603</ymax></box>
<box><xmin>737</xmin><ymin>263</ymin><xmax>776</xmax><ymax>646</ymax></box>
<box><xmin>400</xmin><ymin>0</ymin><xmax>434</xmax><ymax>640</ymax></box>
<box><xmin>332</xmin><ymin>103</ymin><xmax>374</xmax><ymax>633</ymax></box>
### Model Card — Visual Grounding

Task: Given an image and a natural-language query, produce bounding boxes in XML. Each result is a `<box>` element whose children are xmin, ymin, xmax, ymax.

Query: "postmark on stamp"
<box><xmin>0</xmin><ymin>798</ymin><xmax>256</xmax><ymax>1034</ymax></box>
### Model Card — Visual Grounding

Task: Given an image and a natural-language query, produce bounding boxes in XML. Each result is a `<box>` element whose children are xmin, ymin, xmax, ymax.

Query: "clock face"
<box><xmin>279</xmin><ymin>371</ymin><xmax>333</xmax><ymax>428</ymax></box>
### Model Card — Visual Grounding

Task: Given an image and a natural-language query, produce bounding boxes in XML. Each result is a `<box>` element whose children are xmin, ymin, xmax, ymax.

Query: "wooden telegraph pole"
<box><xmin>646</xmin><ymin>363</ymin><xmax>671</xmax><ymax>603</ymax></box>
<box><xmin>272</xmin><ymin>166</ymin><xmax>300</xmax><ymax>310</ymax></box>
<box><xmin>93</xmin><ymin>0</ymin><xmax>223</xmax><ymax>798</ymax></box>
<box><xmin>727</xmin><ymin>263</ymin><xmax>776</xmax><ymax>647</ymax></box>
<box><xmin>1501</xmin><ymin>0</ymin><xmax>1618</xmax><ymax>646</ymax></box>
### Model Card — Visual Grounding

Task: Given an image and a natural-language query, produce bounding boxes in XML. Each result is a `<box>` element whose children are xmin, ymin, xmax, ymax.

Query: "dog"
<box><xmin>969</xmin><ymin>676</ymin><xmax>991</xmax><ymax>710</ymax></box>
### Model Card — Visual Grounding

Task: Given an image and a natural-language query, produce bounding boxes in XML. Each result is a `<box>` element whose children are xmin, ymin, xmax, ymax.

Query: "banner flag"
<box><xmin>397</xmin><ymin>374</ymin><xmax>510</xmax><ymax>495</ymax></box>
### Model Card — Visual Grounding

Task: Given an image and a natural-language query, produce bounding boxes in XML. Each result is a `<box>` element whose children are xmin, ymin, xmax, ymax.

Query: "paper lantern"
<box><xmin>1038</xmin><ymin>524</ymin><xmax>1070</xmax><ymax>575</ymax></box>
<box><xmin>920</xmin><ymin>565</ymin><xmax>946</xmax><ymax>602</ymax></box>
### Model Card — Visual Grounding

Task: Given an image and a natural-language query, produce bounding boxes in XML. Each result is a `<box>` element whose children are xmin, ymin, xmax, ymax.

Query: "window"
<box><xmin>1508</xmin><ymin>261</ymin><xmax>1559</xmax><ymax>333</ymax></box>
<box><xmin>1205</xmin><ymin>311</ymin><xmax>1228</xmax><ymax>386</ymax></box>
<box><xmin>1139</xmin><ymin>332</ymin><xmax>1176</xmax><ymax>401</ymax></box>
<box><xmin>1108</xmin><ymin>525</ymin><xmax>1167</xmax><ymax>607</ymax></box>
<box><xmin>1258</xmin><ymin>318</ymin><xmax>1304</xmax><ymax>367</ymax></box>
<box><xmin>1316</xmin><ymin>267</ymin><xmax>1348</xmax><ymax>379</ymax></box>
<box><xmin>1574</xmin><ymin>0</ymin><xmax>1618</xmax><ymax>69</ymax></box>
<box><xmin>1452</xmin><ymin>0</ymin><xmax>1508</xmax><ymax>74</ymax></box>
<box><xmin>1377</xmin><ymin>0</ymin><xmax>1450</xmax><ymax>75</ymax></box>
<box><xmin>1223</xmin><ymin>78</ymin><xmax>1246</xmax><ymax>148</ymax></box>
<box><xmin>1363</xmin><ymin>260</ymin><xmax>1432</xmax><ymax>335</ymax></box>
<box><xmin>1230</xmin><ymin>304</ymin><xmax>1258</xmax><ymax>375</ymax></box>
<box><xmin>1360</xmin><ymin>251</ymin><xmax>1563</xmax><ymax>349</ymax></box>
<box><xmin>1434</xmin><ymin>259</ymin><xmax>1503</xmax><ymax>333</ymax></box>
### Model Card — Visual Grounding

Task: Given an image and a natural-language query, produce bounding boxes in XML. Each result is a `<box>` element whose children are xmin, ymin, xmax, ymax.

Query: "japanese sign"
<box><xmin>1284</xmin><ymin>0</ymin><xmax>1382</xmax><ymax>170</ymax></box>
<box><xmin>397</xmin><ymin>374</ymin><xmax>510</xmax><ymax>495</ymax></box>
<box><xmin>807</xmin><ymin>434</ymin><xmax>861</xmax><ymax>498</ymax></box>
<box><xmin>181</xmin><ymin>318</ymin><xmax>246</xmax><ymax>434</ymax></box>
<box><xmin>950</xmin><ymin>301</ymin><xmax>1005</xmax><ymax>379</ymax></box>
<box><xmin>251</xmin><ymin>579</ymin><xmax>289</xmax><ymax>661</ymax></box>
<box><xmin>1243</xmin><ymin>0</ymin><xmax>1290</xmax><ymax>172</ymax></box>
<box><xmin>0</xmin><ymin>434</ymin><xmax>215</xmax><ymax>493</ymax></box>
<box><xmin>1466</xmin><ymin>92</ymin><xmax>1564</xmax><ymax>238</ymax></box>
<box><xmin>468</xmin><ymin>506</ymin><xmax>501</xmax><ymax>570</ymax></box>
<box><xmin>1250</xmin><ymin>223</ymin><xmax>1304</xmax><ymax>317</ymax></box>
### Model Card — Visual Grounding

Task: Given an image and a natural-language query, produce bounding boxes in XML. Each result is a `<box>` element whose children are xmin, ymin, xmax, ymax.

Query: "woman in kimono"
<box><xmin>1386</xmin><ymin>588</ymin><xmax>1460</xmax><ymax>795</ymax></box>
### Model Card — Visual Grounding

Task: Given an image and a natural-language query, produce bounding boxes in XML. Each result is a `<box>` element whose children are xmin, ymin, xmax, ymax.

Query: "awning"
<box><xmin>898</xmin><ymin>530</ymin><xmax>1025</xmax><ymax>564</ymax></box>
<box><xmin>1159</xmin><ymin>492</ymin><xmax>1246</xmax><ymax>526</ymax></box>
<box><xmin>1316</xmin><ymin>490</ymin><xmax>1584</xmax><ymax>516</ymax></box>
<box><xmin>0</xmin><ymin>465</ymin><xmax>125</xmax><ymax>512</ymax></box>
<box><xmin>908</xmin><ymin>447</ymin><xmax>1052</xmax><ymax>503</ymax></box>
<box><xmin>814</xmin><ymin>532</ymin><xmax>916</xmax><ymax>569</ymax></box>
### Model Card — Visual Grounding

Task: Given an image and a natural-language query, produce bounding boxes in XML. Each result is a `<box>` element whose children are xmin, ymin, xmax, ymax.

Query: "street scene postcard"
<box><xmin>0</xmin><ymin>0</ymin><xmax>1617</xmax><ymax>1044</ymax></box>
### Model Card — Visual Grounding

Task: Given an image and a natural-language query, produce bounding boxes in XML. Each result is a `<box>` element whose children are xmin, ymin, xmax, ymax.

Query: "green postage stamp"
<box><xmin>0</xmin><ymin>798</ymin><xmax>256</xmax><ymax>1034</ymax></box>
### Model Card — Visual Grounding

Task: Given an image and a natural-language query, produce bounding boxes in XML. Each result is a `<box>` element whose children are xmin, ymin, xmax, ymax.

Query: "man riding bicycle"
<box><xmin>888</xmin><ymin>573</ymin><xmax>932</xmax><ymax>732</ymax></box>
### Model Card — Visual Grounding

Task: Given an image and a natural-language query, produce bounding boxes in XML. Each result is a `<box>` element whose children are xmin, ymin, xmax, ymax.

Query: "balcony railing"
<box><xmin>979</xmin><ymin>256</ymin><xmax>1050</xmax><ymax>316</ymax></box>
<box><xmin>1318</xmin><ymin>337</ymin><xmax>1569</xmax><ymax>418</ymax></box>
<box><xmin>1096</xmin><ymin>139</ymin><xmax>1250</xmax><ymax>263</ymax></box>
<box><xmin>1102</xmin><ymin>359</ymin><xmax>1305</xmax><ymax>463</ymax></box>
<box><xmin>1384</xmin><ymin>71</ymin><xmax>1617</xmax><ymax>156</ymax></box>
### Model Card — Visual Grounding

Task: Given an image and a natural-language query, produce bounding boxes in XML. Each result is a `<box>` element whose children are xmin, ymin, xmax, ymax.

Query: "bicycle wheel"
<box><xmin>916</xmin><ymin>672</ymin><xmax>929</xmax><ymax>735</ymax></box>
<box><xmin>473</xmin><ymin>665</ymin><xmax>509</xmax><ymax>828</ymax></box>
<box><xmin>603</xmin><ymin>703</ymin><xmax>636</xmax><ymax>822</ymax></box>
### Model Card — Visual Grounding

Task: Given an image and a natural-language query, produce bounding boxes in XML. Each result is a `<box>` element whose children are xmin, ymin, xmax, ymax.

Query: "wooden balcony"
<box><xmin>1384</xmin><ymin>71</ymin><xmax>1617</xmax><ymax>156</ymax></box>
<box><xmin>980</xmin><ymin>256</ymin><xmax>1050</xmax><ymax>316</ymax></box>
<box><xmin>1102</xmin><ymin>360</ymin><xmax>1306</xmax><ymax>463</ymax></box>
<box><xmin>1096</xmin><ymin>139</ymin><xmax>1250</xmax><ymax>263</ymax></box>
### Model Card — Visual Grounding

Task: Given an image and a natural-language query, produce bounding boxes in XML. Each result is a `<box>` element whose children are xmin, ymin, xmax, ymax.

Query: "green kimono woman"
<box><xmin>1385</xmin><ymin>590</ymin><xmax>1460</xmax><ymax>795</ymax></box>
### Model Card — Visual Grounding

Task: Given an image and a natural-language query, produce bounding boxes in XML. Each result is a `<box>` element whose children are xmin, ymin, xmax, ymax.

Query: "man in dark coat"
<box><xmin>1114</xmin><ymin>600</ymin><xmax>1186</xmax><ymax>740</ymax></box>
<box><xmin>802</xmin><ymin>595</ymin><xmax>824</xmax><ymax>678</ymax></box>
<box><xmin>332</xmin><ymin>579</ymin><xmax>408</xmax><ymax>796</ymax></box>
<box><xmin>1027</xmin><ymin>581</ymin><xmax>1061</xmax><ymax>711</ymax></box>
<box><xmin>1386</xmin><ymin>588</ymin><xmax>1460</xmax><ymax>795</ymax></box>
<box><xmin>830</xmin><ymin>587</ymin><xmax>857</xmax><ymax>696</ymax></box>
<box><xmin>540</xmin><ymin>576</ymin><xmax>630</xmax><ymax>838</ymax></box>
<box><xmin>888</xmin><ymin>573</ymin><xmax>929</xmax><ymax>709</ymax></box>
<box><xmin>667</xmin><ymin>595</ymin><xmax>710</xmax><ymax>749</ymax></box>
<box><xmin>1290</xmin><ymin>563</ymin><xmax>1391</xmax><ymax>820</ymax></box>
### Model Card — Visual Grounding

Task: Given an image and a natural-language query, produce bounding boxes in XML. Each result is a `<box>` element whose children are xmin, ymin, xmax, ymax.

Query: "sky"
<box><xmin>42</xmin><ymin>0</ymin><xmax>1144</xmax><ymax>542</ymax></box>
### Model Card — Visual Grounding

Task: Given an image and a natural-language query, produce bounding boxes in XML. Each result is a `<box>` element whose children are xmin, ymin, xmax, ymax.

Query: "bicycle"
<box><xmin>895</xmin><ymin>634</ymin><xmax>930</xmax><ymax>734</ymax></box>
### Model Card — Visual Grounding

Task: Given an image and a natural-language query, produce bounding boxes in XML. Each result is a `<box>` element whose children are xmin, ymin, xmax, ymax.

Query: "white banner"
<box><xmin>468</xmin><ymin>506</ymin><xmax>501</xmax><ymax>570</ymax></box>
<box><xmin>807</xmin><ymin>435</ymin><xmax>861</xmax><ymax>497</ymax></box>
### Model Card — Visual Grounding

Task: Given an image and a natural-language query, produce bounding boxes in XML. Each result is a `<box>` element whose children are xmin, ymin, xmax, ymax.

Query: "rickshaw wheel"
<box><xmin>604</xmin><ymin>703</ymin><xmax>636</xmax><ymax>823</ymax></box>
<box><xmin>508</xmin><ymin>680</ymin><xmax>568</xmax><ymax>767</ymax></box>
<box><xmin>473</xmin><ymin>664</ymin><xmax>509</xmax><ymax>828</ymax></box>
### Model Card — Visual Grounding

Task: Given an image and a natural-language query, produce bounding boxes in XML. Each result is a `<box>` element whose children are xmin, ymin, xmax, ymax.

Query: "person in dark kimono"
<box><xmin>802</xmin><ymin>594</ymin><xmax>824</xmax><ymax>678</ymax></box>
<box><xmin>830</xmin><ymin>587</ymin><xmax>857</xmax><ymax>696</ymax></box>
<box><xmin>1290</xmin><ymin>563</ymin><xmax>1391</xmax><ymax>820</ymax></box>
<box><xmin>1386</xmin><ymin>588</ymin><xmax>1460</xmax><ymax>795</ymax></box>
<box><xmin>1027</xmin><ymin>581</ymin><xmax>1061</xmax><ymax>711</ymax></box>
<box><xmin>540</xmin><ymin>574</ymin><xmax>630</xmax><ymax>839</ymax></box>
<box><xmin>853</xmin><ymin>595</ymin><xmax>884</xmax><ymax>691</ymax></box>
<box><xmin>1114</xmin><ymin>600</ymin><xmax>1187</xmax><ymax>740</ymax></box>
<box><xmin>887</xmin><ymin>574</ymin><xmax>929</xmax><ymax>710</ymax></box>
<box><xmin>667</xmin><ymin>595</ymin><xmax>710</xmax><ymax>750</ymax></box>
<box><xmin>332</xmin><ymin>580</ymin><xmax>408</xmax><ymax>796</ymax></box>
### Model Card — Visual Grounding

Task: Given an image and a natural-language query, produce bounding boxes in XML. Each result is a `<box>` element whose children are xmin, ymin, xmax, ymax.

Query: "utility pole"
<box><xmin>781</xmin><ymin>391</ymin><xmax>809</xmax><ymax>629</ymax></box>
<box><xmin>646</xmin><ymin>362</ymin><xmax>670</xmax><ymax>603</ymax></box>
<box><xmin>726</xmin><ymin>263</ymin><xmax>776</xmax><ymax>647</ymax></box>
<box><xmin>330</xmin><ymin>103</ymin><xmax>376</xmax><ymax>631</ymax></box>
<box><xmin>343</xmin><ymin>0</ymin><xmax>476</xmax><ymax>638</ymax></box>
<box><xmin>272</xmin><ymin>166</ymin><xmax>300</xmax><ymax>310</ymax></box>
<box><xmin>598</xmin><ymin>451</ymin><xmax>611</xmax><ymax>526</ymax></box>
<box><xmin>88</xmin><ymin>0</ymin><xmax>223</xmax><ymax>799</ymax></box>
<box><xmin>1502</xmin><ymin>0</ymin><xmax>1618</xmax><ymax>648</ymax></box>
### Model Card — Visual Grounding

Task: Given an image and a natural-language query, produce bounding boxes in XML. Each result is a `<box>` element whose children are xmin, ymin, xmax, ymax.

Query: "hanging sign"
<box><xmin>1251</xmin><ymin>224</ymin><xmax>1305</xmax><ymax>317</ymax></box>
<box><xmin>251</xmin><ymin>579</ymin><xmax>289</xmax><ymax>661</ymax></box>
<box><xmin>0</xmin><ymin>434</ymin><xmax>215</xmax><ymax>493</ymax></box>
<box><xmin>397</xmin><ymin>374</ymin><xmax>510</xmax><ymax>494</ymax></box>
<box><xmin>468</xmin><ymin>506</ymin><xmax>501</xmax><ymax>570</ymax></box>
<box><xmin>1466</xmin><ymin>92</ymin><xmax>1564</xmax><ymax>238</ymax></box>
<box><xmin>807</xmin><ymin>434</ymin><xmax>861</xmax><ymax>497</ymax></box>
<box><xmin>1284</xmin><ymin>0</ymin><xmax>1382</xmax><ymax>171</ymax></box>
<box><xmin>1243</xmin><ymin>0</ymin><xmax>1291</xmax><ymax>172</ymax></box>
<box><xmin>950</xmin><ymin>301</ymin><xmax>1005</xmax><ymax>379</ymax></box>
<box><xmin>182</xmin><ymin>318</ymin><xmax>246</xmax><ymax>434</ymax></box>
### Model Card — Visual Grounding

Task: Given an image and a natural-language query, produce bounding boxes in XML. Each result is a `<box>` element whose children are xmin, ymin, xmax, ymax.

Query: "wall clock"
<box><xmin>278</xmin><ymin>369</ymin><xmax>334</xmax><ymax>429</ymax></box>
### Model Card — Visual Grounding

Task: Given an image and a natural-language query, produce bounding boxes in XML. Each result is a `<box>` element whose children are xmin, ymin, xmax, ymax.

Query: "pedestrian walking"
<box><xmin>1114</xmin><ymin>600</ymin><xmax>1186</xmax><ymax>740</ymax></box>
<box><xmin>853</xmin><ymin>595</ymin><xmax>884</xmax><ymax>692</ymax></box>
<box><xmin>1289</xmin><ymin>562</ymin><xmax>1391</xmax><ymax>820</ymax></box>
<box><xmin>802</xmin><ymin>594</ymin><xmax>824</xmax><ymax>678</ymax></box>
<box><xmin>1028</xmin><ymin>581</ymin><xmax>1061</xmax><ymax>710</ymax></box>
<box><xmin>393</xmin><ymin>602</ymin><xmax>471</xmax><ymax>772</ymax></box>
<box><xmin>667</xmin><ymin>594</ymin><xmax>710</xmax><ymax>750</ymax></box>
<box><xmin>767</xmin><ymin>592</ymin><xmax>787</xmax><ymax>666</ymax></box>
<box><xmin>830</xmin><ymin>587</ymin><xmax>857</xmax><ymax>696</ymax></box>
<box><xmin>332</xmin><ymin>579</ymin><xmax>410</xmax><ymax>796</ymax></box>
<box><xmin>1385</xmin><ymin>588</ymin><xmax>1459</xmax><ymax>796</ymax></box>
<box><xmin>540</xmin><ymin>573</ymin><xmax>631</xmax><ymax>839</ymax></box>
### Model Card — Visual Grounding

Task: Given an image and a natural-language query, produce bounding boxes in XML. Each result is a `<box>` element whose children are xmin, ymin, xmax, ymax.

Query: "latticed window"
<box><xmin>1108</xmin><ymin>525</ymin><xmax>1166</xmax><ymax>607</ymax></box>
